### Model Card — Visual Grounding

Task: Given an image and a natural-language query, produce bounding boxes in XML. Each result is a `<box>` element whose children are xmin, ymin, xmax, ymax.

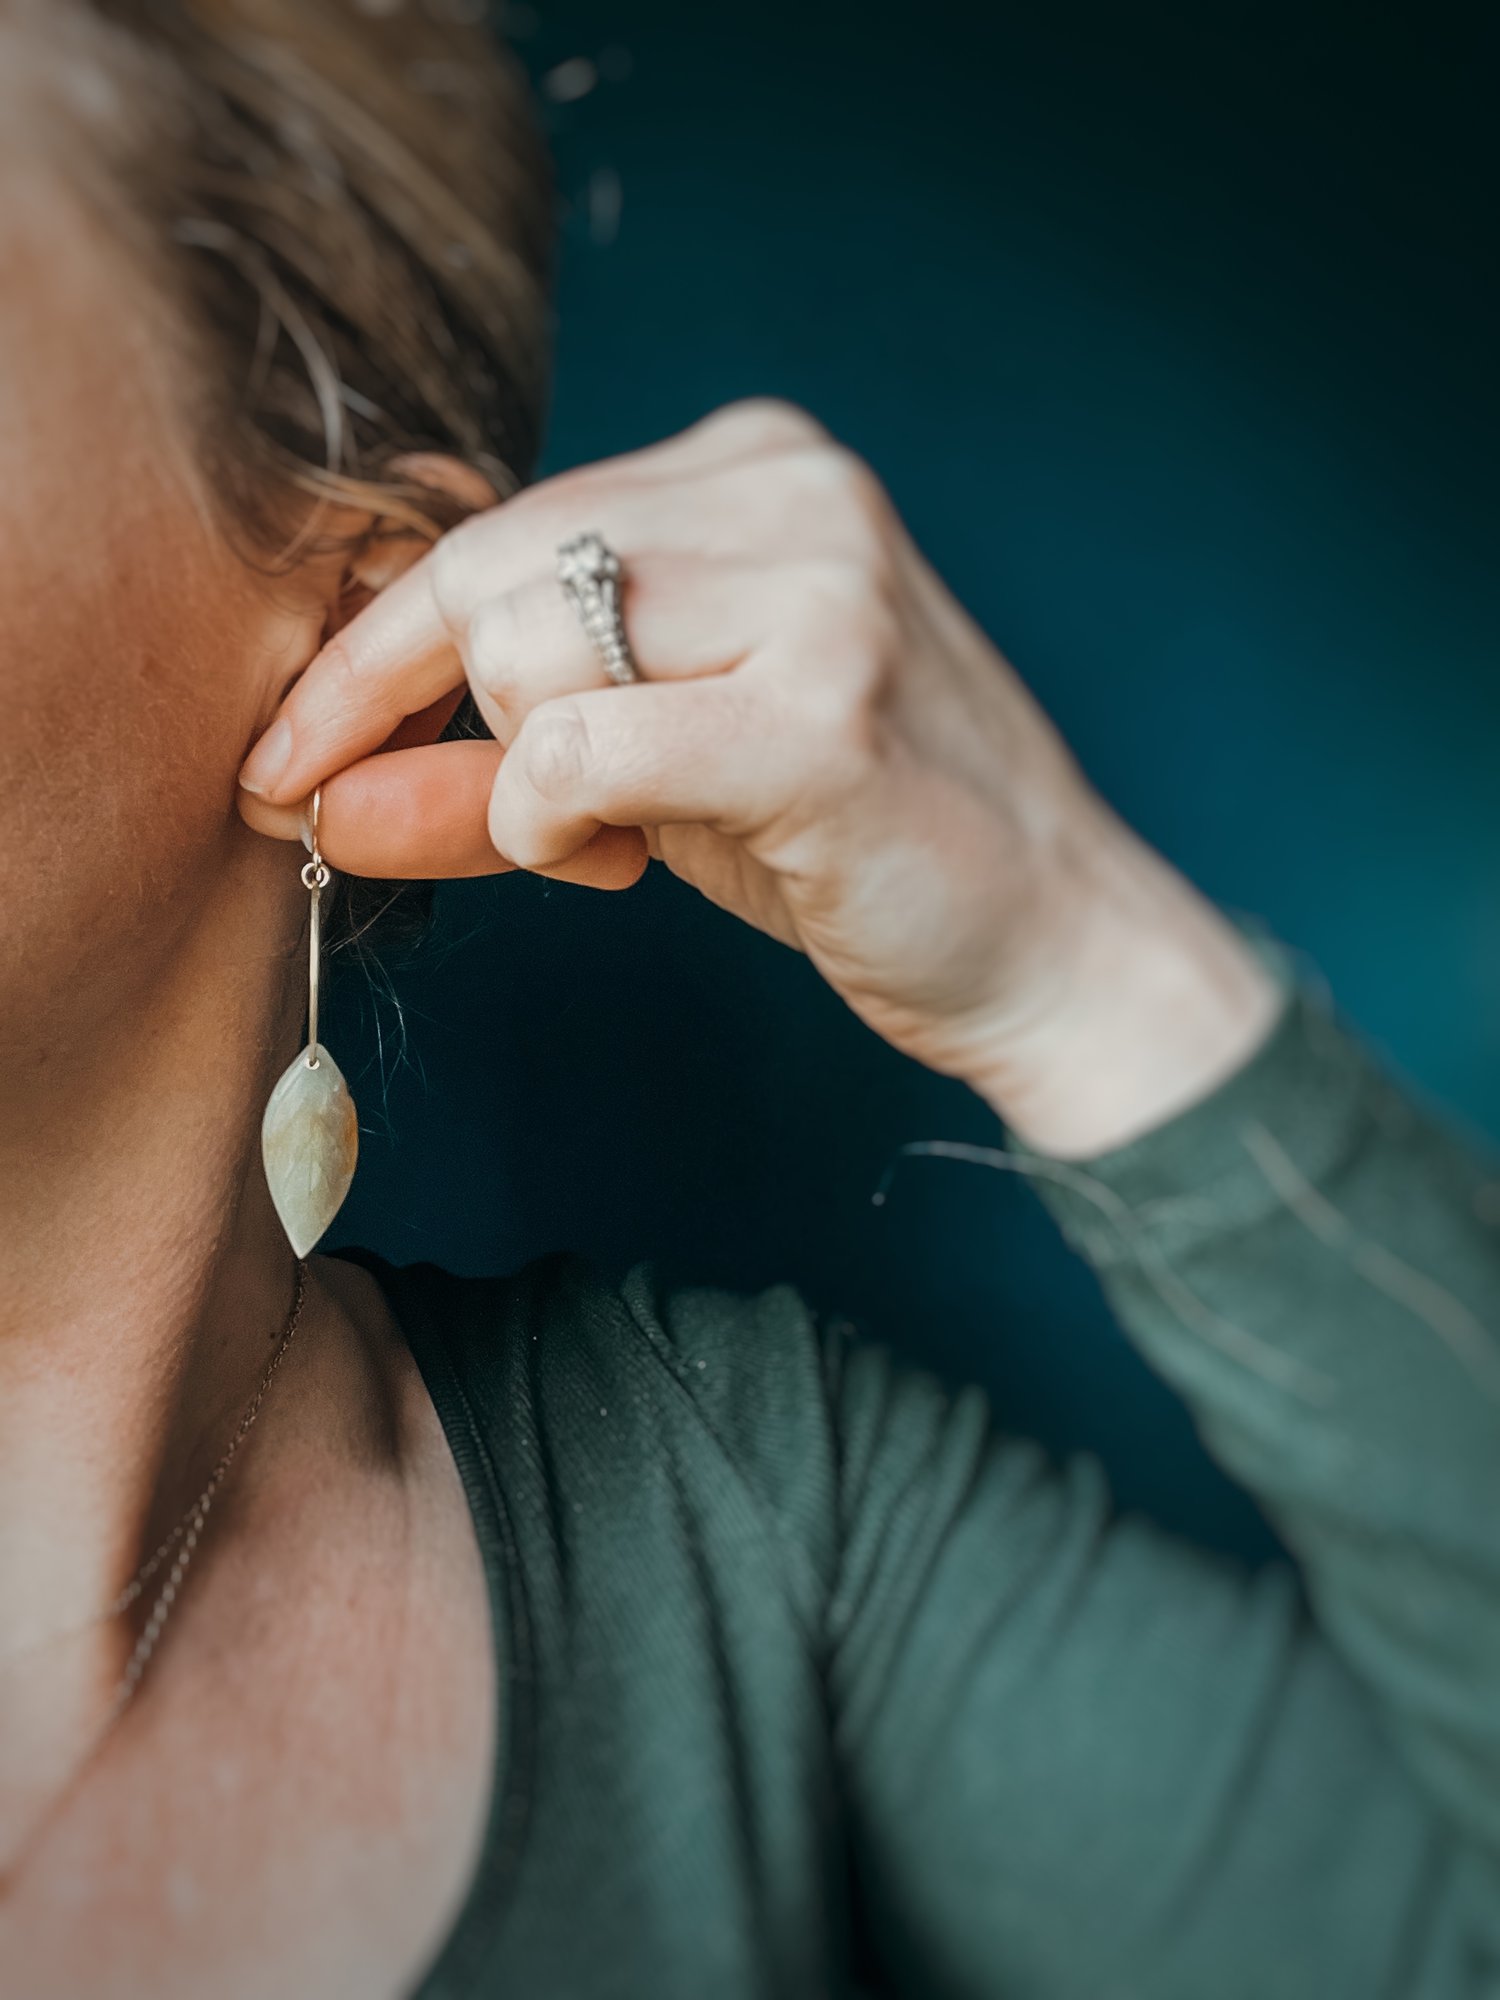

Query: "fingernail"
<box><xmin>239</xmin><ymin>717</ymin><xmax>293</xmax><ymax>798</ymax></box>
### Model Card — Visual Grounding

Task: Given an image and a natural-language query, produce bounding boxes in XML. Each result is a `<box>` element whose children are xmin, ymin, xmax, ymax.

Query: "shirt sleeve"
<box><xmin>819</xmin><ymin>985</ymin><xmax>1500</xmax><ymax>1999</ymax></box>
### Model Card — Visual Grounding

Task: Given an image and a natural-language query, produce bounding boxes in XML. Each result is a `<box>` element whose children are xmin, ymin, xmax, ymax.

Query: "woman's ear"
<box><xmin>243</xmin><ymin>455</ymin><xmax>500</xmax><ymax>844</ymax></box>
<box><xmin>326</xmin><ymin>453</ymin><xmax>502</xmax><ymax>750</ymax></box>
<box><xmin>389</xmin><ymin>453</ymin><xmax>501</xmax><ymax>518</ymax></box>
<box><xmin>336</xmin><ymin>451</ymin><xmax>500</xmax><ymax>613</ymax></box>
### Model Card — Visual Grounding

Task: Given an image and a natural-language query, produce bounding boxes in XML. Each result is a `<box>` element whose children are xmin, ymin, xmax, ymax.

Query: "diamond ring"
<box><xmin>555</xmin><ymin>531</ymin><xmax>639</xmax><ymax>686</ymax></box>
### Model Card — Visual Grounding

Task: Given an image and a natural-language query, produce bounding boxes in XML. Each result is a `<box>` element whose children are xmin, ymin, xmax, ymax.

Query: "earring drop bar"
<box><xmin>260</xmin><ymin>788</ymin><xmax>359</xmax><ymax>1256</ymax></box>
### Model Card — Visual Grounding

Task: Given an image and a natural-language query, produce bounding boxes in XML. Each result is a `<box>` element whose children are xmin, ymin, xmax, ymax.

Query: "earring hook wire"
<box><xmin>299</xmin><ymin>786</ymin><xmax>330</xmax><ymax>1068</ymax></box>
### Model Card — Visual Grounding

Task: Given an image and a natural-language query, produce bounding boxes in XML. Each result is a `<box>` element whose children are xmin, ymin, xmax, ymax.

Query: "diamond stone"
<box><xmin>557</xmin><ymin>531</ymin><xmax>620</xmax><ymax>588</ymax></box>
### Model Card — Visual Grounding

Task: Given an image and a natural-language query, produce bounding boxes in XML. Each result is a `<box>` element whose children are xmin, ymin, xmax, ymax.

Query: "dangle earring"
<box><xmin>261</xmin><ymin>788</ymin><xmax>359</xmax><ymax>1257</ymax></box>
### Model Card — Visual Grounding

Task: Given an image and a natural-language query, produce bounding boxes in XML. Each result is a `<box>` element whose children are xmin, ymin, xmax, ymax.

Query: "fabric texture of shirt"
<box><xmin>360</xmin><ymin>985</ymin><xmax>1500</xmax><ymax>1999</ymax></box>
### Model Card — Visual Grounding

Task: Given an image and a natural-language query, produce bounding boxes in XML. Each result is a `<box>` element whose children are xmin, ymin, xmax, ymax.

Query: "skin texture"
<box><xmin>2</xmin><ymin>32</ymin><xmax>1277</xmax><ymax>2000</ymax></box>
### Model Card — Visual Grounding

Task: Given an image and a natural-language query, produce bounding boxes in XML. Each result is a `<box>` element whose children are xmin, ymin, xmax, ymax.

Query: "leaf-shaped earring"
<box><xmin>262</xmin><ymin>788</ymin><xmax>358</xmax><ymax>1258</ymax></box>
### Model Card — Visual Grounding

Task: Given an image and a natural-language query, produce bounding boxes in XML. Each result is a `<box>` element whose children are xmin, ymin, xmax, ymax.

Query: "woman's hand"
<box><xmin>238</xmin><ymin>402</ymin><xmax>1278</xmax><ymax>1156</ymax></box>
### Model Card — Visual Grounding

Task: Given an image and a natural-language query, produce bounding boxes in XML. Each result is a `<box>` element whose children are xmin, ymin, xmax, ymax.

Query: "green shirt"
<box><xmin>365</xmin><ymin>986</ymin><xmax>1500</xmax><ymax>1999</ymax></box>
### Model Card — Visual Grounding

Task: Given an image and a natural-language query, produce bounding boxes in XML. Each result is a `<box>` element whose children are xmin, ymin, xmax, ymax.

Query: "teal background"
<box><xmin>331</xmin><ymin>1</ymin><xmax>1499</xmax><ymax>1561</ymax></box>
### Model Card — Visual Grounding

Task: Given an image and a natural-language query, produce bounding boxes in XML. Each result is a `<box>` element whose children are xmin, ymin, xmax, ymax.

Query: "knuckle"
<box><xmin>796</xmin><ymin>559</ymin><xmax>899</xmax><ymax>662</ymax></box>
<box><xmin>780</xmin><ymin>571</ymin><xmax>895</xmax><ymax>782</ymax></box>
<box><xmin>515</xmin><ymin>464</ymin><xmax>608</xmax><ymax>534</ymax></box>
<box><xmin>520</xmin><ymin>703</ymin><xmax>594</xmax><ymax>800</ymax></box>
<box><xmin>315</xmin><ymin>631</ymin><xmax>360</xmax><ymax>694</ymax></box>
<box><xmin>429</xmin><ymin>519</ymin><xmax>484</xmax><ymax>629</ymax></box>
<box><xmin>779</xmin><ymin>692</ymin><xmax>873</xmax><ymax>812</ymax></box>
<box><xmin>509</xmin><ymin>477</ymin><xmax>619</xmax><ymax>572</ymax></box>
<box><xmin>781</xmin><ymin>660</ymin><xmax>881</xmax><ymax>792</ymax></box>
<box><xmin>466</xmin><ymin>596</ymin><xmax>522</xmax><ymax>702</ymax></box>
<box><xmin>710</xmin><ymin>397</ymin><xmax>827</xmax><ymax>453</ymax></box>
<box><xmin>762</xmin><ymin>444</ymin><xmax>895</xmax><ymax>569</ymax></box>
<box><xmin>515</xmin><ymin>467</ymin><xmax>582</xmax><ymax>527</ymax></box>
<box><xmin>806</xmin><ymin>443</ymin><xmax>891</xmax><ymax>530</ymax></box>
<box><xmin>812</xmin><ymin>659</ymin><xmax>881</xmax><ymax>756</ymax></box>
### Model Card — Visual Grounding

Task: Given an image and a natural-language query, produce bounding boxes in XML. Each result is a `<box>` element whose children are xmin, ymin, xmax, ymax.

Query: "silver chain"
<box><xmin>0</xmin><ymin>1263</ymin><xmax>312</xmax><ymax>1888</ymax></box>
<box><xmin>104</xmin><ymin>1260</ymin><xmax>310</xmax><ymax>1721</ymax></box>
<box><xmin>2</xmin><ymin>1262</ymin><xmax>310</xmax><ymax>1717</ymax></box>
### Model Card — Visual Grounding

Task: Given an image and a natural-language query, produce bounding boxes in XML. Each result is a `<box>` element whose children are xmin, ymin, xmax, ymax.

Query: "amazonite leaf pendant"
<box><xmin>265</xmin><ymin>791</ymin><xmax>355</xmax><ymax>1258</ymax></box>
<box><xmin>261</xmin><ymin>1044</ymin><xmax>359</xmax><ymax>1258</ymax></box>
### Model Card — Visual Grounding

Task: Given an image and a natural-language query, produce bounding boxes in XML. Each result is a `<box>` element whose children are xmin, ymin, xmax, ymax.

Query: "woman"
<box><xmin>4</xmin><ymin>3</ymin><xmax>1497</xmax><ymax>1996</ymax></box>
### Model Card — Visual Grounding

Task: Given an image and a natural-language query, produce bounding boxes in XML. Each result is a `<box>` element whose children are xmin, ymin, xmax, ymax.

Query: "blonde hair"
<box><xmin>44</xmin><ymin>0</ymin><xmax>554</xmax><ymax>545</ymax></box>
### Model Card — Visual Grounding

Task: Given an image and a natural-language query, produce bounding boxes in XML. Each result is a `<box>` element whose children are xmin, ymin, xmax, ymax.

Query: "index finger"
<box><xmin>238</xmin><ymin>544</ymin><xmax>464</xmax><ymax>804</ymax></box>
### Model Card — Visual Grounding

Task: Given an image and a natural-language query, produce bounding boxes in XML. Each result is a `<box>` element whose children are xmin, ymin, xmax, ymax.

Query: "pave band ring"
<box><xmin>556</xmin><ymin>531</ymin><xmax>640</xmax><ymax>686</ymax></box>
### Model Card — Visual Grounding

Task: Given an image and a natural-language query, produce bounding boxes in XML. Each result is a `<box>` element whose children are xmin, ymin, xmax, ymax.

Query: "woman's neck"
<box><xmin>0</xmin><ymin>831</ymin><xmax>307</xmax><ymax>1687</ymax></box>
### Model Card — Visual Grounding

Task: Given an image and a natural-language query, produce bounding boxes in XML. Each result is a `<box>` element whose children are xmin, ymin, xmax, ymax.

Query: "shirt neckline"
<box><xmin>333</xmin><ymin>1249</ymin><xmax>534</xmax><ymax>2000</ymax></box>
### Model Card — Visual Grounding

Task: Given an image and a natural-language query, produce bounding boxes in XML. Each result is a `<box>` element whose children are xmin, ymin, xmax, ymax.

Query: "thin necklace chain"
<box><xmin>1</xmin><ymin>1262</ymin><xmax>309</xmax><ymax>1716</ymax></box>
<box><xmin>104</xmin><ymin>1260</ymin><xmax>310</xmax><ymax>1722</ymax></box>
<box><xmin>0</xmin><ymin>1264</ymin><xmax>311</xmax><ymax>1894</ymax></box>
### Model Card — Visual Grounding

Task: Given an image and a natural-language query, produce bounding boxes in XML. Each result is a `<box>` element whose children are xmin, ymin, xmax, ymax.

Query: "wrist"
<box><xmin>967</xmin><ymin>824</ymin><xmax>1282</xmax><ymax>1158</ymax></box>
